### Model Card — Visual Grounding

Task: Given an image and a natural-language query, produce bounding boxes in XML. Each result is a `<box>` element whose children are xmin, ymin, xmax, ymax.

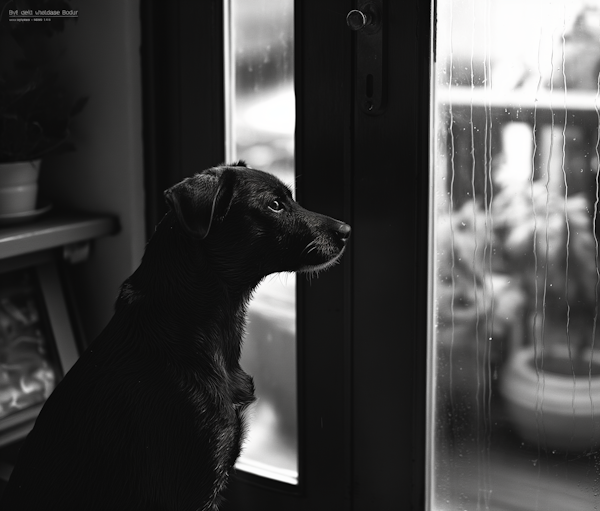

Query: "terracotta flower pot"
<box><xmin>500</xmin><ymin>345</ymin><xmax>600</xmax><ymax>452</ymax></box>
<box><xmin>0</xmin><ymin>160</ymin><xmax>41</xmax><ymax>215</ymax></box>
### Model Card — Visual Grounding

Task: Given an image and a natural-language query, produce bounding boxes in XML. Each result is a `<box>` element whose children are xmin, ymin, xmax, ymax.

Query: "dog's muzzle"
<box><xmin>298</xmin><ymin>220</ymin><xmax>351</xmax><ymax>274</ymax></box>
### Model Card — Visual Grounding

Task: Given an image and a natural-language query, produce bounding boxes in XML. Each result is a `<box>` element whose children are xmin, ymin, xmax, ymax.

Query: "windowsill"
<box><xmin>235</xmin><ymin>455</ymin><xmax>298</xmax><ymax>486</ymax></box>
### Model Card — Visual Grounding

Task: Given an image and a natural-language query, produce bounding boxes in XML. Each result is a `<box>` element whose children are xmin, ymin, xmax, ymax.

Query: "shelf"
<box><xmin>436</xmin><ymin>87</ymin><xmax>600</xmax><ymax>123</ymax></box>
<box><xmin>0</xmin><ymin>212</ymin><xmax>119</xmax><ymax>261</ymax></box>
<box><xmin>437</xmin><ymin>86</ymin><xmax>600</xmax><ymax>110</ymax></box>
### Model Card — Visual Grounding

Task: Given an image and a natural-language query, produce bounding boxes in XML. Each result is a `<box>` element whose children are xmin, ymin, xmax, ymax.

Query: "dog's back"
<box><xmin>1</xmin><ymin>211</ymin><xmax>255</xmax><ymax>510</ymax></box>
<box><xmin>0</xmin><ymin>162</ymin><xmax>350</xmax><ymax>510</ymax></box>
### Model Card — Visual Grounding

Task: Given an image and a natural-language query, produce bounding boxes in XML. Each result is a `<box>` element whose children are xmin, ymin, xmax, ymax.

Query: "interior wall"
<box><xmin>39</xmin><ymin>0</ymin><xmax>145</xmax><ymax>343</ymax></box>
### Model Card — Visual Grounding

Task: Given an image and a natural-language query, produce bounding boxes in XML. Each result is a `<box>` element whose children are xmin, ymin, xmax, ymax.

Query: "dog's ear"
<box><xmin>164</xmin><ymin>169</ymin><xmax>235</xmax><ymax>239</ymax></box>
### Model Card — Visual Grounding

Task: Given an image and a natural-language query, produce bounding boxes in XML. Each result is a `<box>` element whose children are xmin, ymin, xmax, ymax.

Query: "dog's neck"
<box><xmin>115</xmin><ymin>213</ymin><xmax>257</xmax><ymax>365</ymax></box>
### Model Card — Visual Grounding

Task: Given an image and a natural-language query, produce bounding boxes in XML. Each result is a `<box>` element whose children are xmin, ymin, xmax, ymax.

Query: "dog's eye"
<box><xmin>268</xmin><ymin>199</ymin><xmax>284</xmax><ymax>212</ymax></box>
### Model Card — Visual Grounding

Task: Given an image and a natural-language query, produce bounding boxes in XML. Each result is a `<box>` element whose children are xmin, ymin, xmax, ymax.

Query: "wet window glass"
<box><xmin>225</xmin><ymin>0</ymin><xmax>297</xmax><ymax>485</ymax></box>
<box><xmin>430</xmin><ymin>0</ymin><xmax>600</xmax><ymax>508</ymax></box>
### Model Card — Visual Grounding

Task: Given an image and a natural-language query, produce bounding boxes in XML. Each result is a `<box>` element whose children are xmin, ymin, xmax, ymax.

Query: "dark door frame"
<box><xmin>141</xmin><ymin>0</ymin><xmax>227</xmax><ymax>239</ymax></box>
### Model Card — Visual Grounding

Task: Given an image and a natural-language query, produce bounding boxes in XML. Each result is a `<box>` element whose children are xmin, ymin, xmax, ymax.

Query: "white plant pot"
<box><xmin>0</xmin><ymin>160</ymin><xmax>41</xmax><ymax>215</ymax></box>
<box><xmin>500</xmin><ymin>345</ymin><xmax>600</xmax><ymax>452</ymax></box>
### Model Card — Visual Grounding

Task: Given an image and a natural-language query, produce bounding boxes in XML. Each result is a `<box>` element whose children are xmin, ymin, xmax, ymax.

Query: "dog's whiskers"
<box><xmin>300</xmin><ymin>240</ymin><xmax>318</xmax><ymax>260</ymax></box>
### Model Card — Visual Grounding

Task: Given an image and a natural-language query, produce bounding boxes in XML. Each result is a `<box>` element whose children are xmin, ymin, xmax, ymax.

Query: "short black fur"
<box><xmin>0</xmin><ymin>162</ymin><xmax>351</xmax><ymax>510</ymax></box>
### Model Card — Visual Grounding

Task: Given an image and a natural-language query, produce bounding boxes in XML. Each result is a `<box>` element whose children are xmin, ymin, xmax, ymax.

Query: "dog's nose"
<box><xmin>337</xmin><ymin>223</ymin><xmax>352</xmax><ymax>241</ymax></box>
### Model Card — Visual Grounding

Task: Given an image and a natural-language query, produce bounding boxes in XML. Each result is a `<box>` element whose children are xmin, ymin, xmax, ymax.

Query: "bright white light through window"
<box><xmin>224</xmin><ymin>0</ymin><xmax>297</xmax><ymax>485</ymax></box>
<box><xmin>429</xmin><ymin>1</ymin><xmax>600</xmax><ymax>508</ymax></box>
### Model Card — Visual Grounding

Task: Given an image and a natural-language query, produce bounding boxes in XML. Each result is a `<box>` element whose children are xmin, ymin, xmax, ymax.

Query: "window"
<box><xmin>430</xmin><ymin>0</ymin><xmax>600</xmax><ymax>508</ymax></box>
<box><xmin>224</xmin><ymin>0</ymin><xmax>297</xmax><ymax>485</ymax></box>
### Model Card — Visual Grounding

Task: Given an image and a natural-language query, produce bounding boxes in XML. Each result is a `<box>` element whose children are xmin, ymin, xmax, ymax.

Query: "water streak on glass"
<box><xmin>589</xmin><ymin>55</ymin><xmax>600</xmax><ymax>459</ymax></box>
<box><xmin>530</xmin><ymin>0</ymin><xmax>543</xmax><ymax>458</ymax></box>
<box><xmin>482</xmin><ymin>5</ymin><xmax>495</xmax><ymax>498</ymax></box>
<box><xmin>225</xmin><ymin>0</ymin><xmax>297</xmax><ymax>485</ymax></box>
<box><xmin>560</xmin><ymin>5</ymin><xmax>576</xmax><ymax>409</ymax></box>
<box><xmin>447</xmin><ymin>0</ymin><xmax>457</xmax><ymax>420</ymax></box>
<box><xmin>430</xmin><ymin>0</ymin><xmax>600</xmax><ymax>508</ymax></box>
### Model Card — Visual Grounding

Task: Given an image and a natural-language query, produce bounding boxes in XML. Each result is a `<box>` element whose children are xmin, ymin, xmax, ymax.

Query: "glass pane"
<box><xmin>224</xmin><ymin>0</ymin><xmax>297</xmax><ymax>484</ymax></box>
<box><xmin>430</xmin><ymin>0</ymin><xmax>600</xmax><ymax>509</ymax></box>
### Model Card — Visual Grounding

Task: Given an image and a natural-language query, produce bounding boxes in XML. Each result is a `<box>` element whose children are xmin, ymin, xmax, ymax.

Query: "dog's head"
<box><xmin>164</xmin><ymin>162</ymin><xmax>351</xmax><ymax>280</ymax></box>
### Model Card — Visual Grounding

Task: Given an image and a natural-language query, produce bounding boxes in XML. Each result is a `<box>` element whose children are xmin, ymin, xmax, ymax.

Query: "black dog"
<box><xmin>0</xmin><ymin>162</ymin><xmax>350</xmax><ymax>510</ymax></box>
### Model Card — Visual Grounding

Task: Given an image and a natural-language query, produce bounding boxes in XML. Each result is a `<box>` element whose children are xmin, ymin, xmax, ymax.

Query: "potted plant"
<box><xmin>0</xmin><ymin>0</ymin><xmax>87</xmax><ymax>219</ymax></box>
<box><xmin>494</xmin><ymin>180</ymin><xmax>600</xmax><ymax>452</ymax></box>
<box><xmin>435</xmin><ymin>201</ymin><xmax>526</xmax><ymax>427</ymax></box>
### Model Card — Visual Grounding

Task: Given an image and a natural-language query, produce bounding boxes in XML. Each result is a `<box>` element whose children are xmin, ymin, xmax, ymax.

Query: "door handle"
<box><xmin>346</xmin><ymin>1</ymin><xmax>385</xmax><ymax>115</ymax></box>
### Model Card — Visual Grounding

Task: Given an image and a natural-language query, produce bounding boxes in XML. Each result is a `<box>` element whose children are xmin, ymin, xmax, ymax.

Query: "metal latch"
<box><xmin>346</xmin><ymin>1</ymin><xmax>385</xmax><ymax>115</ymax></box>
